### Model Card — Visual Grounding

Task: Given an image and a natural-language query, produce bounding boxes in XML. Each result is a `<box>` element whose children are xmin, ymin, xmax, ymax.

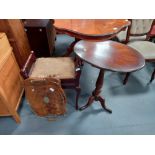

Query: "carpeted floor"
<box><xmin>0</xmin><ymin>34</ymin><xmax>155</xmax><ymax>135</ymax></box>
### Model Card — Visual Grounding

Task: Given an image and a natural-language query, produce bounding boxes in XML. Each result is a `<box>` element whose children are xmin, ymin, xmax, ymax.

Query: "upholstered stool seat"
<box><xmin>29</xmin><ymin>57</ymin><xmax>75</xmax><ymax>79</ymax></box>
<box><xmin>127</xmin><ymin>41</ymin><xmax>155</xmax><ymax>59</ymax></box>
<box><xmin>21</xmin><ymin>51</ymin><xmax>82</xmax><ymax>110</ymax></box>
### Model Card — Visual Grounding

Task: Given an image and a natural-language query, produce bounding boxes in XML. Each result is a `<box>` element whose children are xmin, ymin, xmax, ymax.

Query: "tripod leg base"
<box><xmin>79</xmin><ymin>96</ymin><xmax>94</xmax><ymax>111</ymax></box>
<box><xmin>98</xmin><ymin>96</ymin><xmax>112</xmax><ymax>113</ymax></box>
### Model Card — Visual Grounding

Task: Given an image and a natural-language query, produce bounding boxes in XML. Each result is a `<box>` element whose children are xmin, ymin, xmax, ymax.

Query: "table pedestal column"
<box><xmin>79</xmin><ymin>69</ymin><xmax>112</xmax><ymax>113</ymax></box>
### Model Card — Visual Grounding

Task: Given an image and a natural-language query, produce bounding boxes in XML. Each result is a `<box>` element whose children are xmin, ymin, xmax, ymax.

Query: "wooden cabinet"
<box><xmin>0</xmin><ymin>19</ymin><xmax>31</xmax><ymax>68</ymax></box>
<box><xmin>0</xmin><ymin>33</ymin><xmax>23</xmax><ymax>123</ymax></box>
<box><xmin>23</xmin><ymin>19</ymin><xmax>56</xmax><ymax>57</ymax></box>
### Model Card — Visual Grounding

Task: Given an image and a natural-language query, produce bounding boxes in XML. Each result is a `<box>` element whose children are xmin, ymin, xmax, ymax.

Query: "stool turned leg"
<box><xmin>123</xmin><ymin>72</ymin><xmax>130</xmax><ymax>85</ymax></box>
<box><xmin>150</xmin><ymin>69</ymin><xmax>155</xmax><ymax>83</ymax></box>
<box><xmin>75</xmin><ymin>87</ymin><xmax>81</xmax><ymax>110</ymax></box>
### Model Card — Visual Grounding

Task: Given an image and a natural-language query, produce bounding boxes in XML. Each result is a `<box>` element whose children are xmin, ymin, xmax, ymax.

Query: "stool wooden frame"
<box><xmin>20</xmin><ymin>51</ymin><xmax>82</xmax><ymax>110</ymax></box>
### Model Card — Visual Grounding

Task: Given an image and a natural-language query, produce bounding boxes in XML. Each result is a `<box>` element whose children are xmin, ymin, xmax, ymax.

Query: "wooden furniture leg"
<box><xmin>98</xmin><ymin>96</ymin><xmax>112</xmax><ymax>113</ymax></box>
<box><xmin>12</xmin><ymin>112</ymin><xmax>21</xmax><ymax>123</ymax></box>
<box><xmin>0</xmin><ymin>88</ymin><xmax>21</xmax><ymax>123</ymax></box>
<box><xmin>63</xmin><ymin>38</ymin><xmax>80</xmax><ymax>56</ymax></box>
<box><xmin>123</xmin><ymin>72</ymin><xmax>130</xmax><ymax>85</ymax></box>
<box><xmin>79</xmin><ymin>69</ymin><xmax>112</xmax><ymax>113</ymax></box>
<box><xmin>75</xmin><ymin>87</ymin><xmax>81</xmax><ymax>110</ymax></box>
<box><xmin>150</xmin><ymin>69</ymin><xmax>155</xmax><ymax>83</ymax></box>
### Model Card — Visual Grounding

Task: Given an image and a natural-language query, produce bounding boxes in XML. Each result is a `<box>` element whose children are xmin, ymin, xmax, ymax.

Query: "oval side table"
<box><xmin>74</xmin><ymin>40</ymin><xmax>145</xmax><ymax>113</ymax></box>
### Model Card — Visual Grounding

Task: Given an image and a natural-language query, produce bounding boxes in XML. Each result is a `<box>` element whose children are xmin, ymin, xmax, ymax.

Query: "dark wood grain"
<box><xmin>24</xmin><ymin>77</ymin><xmax>67</xmax><ymax>116</ymax></box>
<box><xmin>74</xmin><ymin>40</ymin><xmax>145</xmax><ymax>72</ymax></box>
<box><xmin>23</xmin><ymin>19</ymin><xmax>55</xmax><ymax>57</ymax></box>
<box><xmin>54</xmin><ymin>19</ymin><xmax>131</xmax><ymax>56</ymax></box>
<box><xmin>74</xmin><ymin>40</ymin><xmax>145</xmax><ymax>112</ymax></box>
<box><xmin>54</xmin><ymin>19</ymin><xmax>130</xmax><ymax>40</ymax></box>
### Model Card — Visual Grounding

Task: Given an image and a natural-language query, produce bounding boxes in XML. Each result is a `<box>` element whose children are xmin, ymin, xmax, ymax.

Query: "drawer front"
<box><xmin>0</xmin><ymin>97</ymin><xmax>10</xmax><ymax>115</ymax></box>
<box><xmin>0</xmin><ymin>33</ymin><xmax>12</xmax><ymax>61</ymax></box>
<box><xmin>0</xmin><ymin>53</ymin><xmax>23</xmax><ymax>114</ymax></box>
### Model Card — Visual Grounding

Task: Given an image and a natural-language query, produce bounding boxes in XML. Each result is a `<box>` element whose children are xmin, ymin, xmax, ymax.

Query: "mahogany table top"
<box><xmin>74</xmin><ymin>40</ymin><xmax>145</xmax><ymax>72</ymax></box>
<box><xmin>54</xmin><ymin>19</ymin><xmax>130</xmax><ymax>40</ymax></box>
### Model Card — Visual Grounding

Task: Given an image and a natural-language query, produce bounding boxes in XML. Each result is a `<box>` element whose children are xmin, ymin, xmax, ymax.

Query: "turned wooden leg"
<box><xmin>79</xmin><ymin>70</ymin><xmax>104</xmax><ymax>111</ymax></box>
<box><xmin>93</xmin><ymin>70</ymin><xmax>111</xmax><ymax>113</ymax></box>
<box><xmin>75</xmin><ymin>56</ymin><xmax>84</xmax><ymax>67</ymax></box>
<box><xmin>63</xmin><ymin>38</ymin><xmax>80</xmax><ymax>56</ymax></box>
<box><xmin>150</xmin><ymin>69</ymin><xmax>155</xmax><ymax>83</ymax></box>
<box><xmin>0</xmin><ymin>88</ymin><xmax>21</xmax><ymax>123</ymax></box>
<box><xmin>92</xmin><ymin>69</ymin><xmax>105</xmax><ymax>96</ymax></box>
<box><xmin>123</xmin><ymin>72</ymin><xmax>130</xmax><ymax>85</ymax></box>
<box><xmin>75</xmin><ymin>87</ymin><xmax>81</xmax><ymax>110</ymax></box>
<box><xmin>98</xmin><ymin>96</ymin><xmax>112</xmax><ymax>113</ymax></box>
<box><xmin>79</xmin><ymin>69</ymin><xmax>112</xmax><ymax>113</ymax></box>
<box><xmin>79</xmin><ymin>96</ymin><xmax>95</xmax><ymax>111</ymax></box>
